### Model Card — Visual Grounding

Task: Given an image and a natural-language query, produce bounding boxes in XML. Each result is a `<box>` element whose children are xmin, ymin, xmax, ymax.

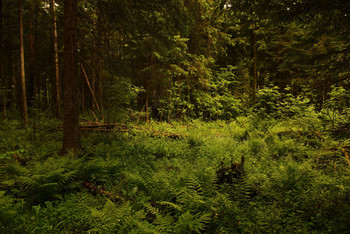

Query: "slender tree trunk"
<box><xmin>28</xmin><ymin>4</ymin><xmax>35</xmax><ymax>107</ymax></box>
<box><xmin>250</xmin><ymin>23</ymin><xmax>257</xmax><ymax>102</ymax></box>
<box><xmin>19</xmin><ymin>0</ymin><xmax>28</xmax><ymax>127</ymax></box>
<box><xmin>42</xmin><ymin>76</ymin><xmax>47</xmax><ymax>110</ymax></box>
<box><xmin>91</xmin><ymin>55</ymin><xmax>96</xmax><ymax>110</ymax></box>
<box><xmin>145</xmin><ymin>77</ymin><xmax>150</xmax><ymax>124</ymax></box>
<box><xmin>98</xmin><ymin>68</ymin><xmax>103</xmax><ymax>120</ymax></box>
<box><xmin>50</xmin><ymin>0</ymin><xmax>60</xmax><ymax>117</ymax></box>
<box><xmin>8</xmin><ymin>55</ymin><xmax>14</xmax><ymax>110</ymax></box>
<box><xmin>0</xmin><ymin>0</ymin><xmax>5</xmax><ymax>118</ymax></box>
<box><xmin>81</xmin><ymin>76</ymin><xmax>84</xmax><ymax>114</ymax></box>
<box><xmin>15</xmin><ymin>58</ymin><xmax>21</xmax><ymax>109</ymax></box>
<box><xmin>61</xmin><ymin>0</ymin><xmax>81</xmax><ymax>154</ymax></box>
<box><xmin>33</xmin><ymin>2</ymin><xmax>39</xmax><ymax>105</ymax></box>
<box><xmin>253</xmin><ymin>33</ymin><xmax>257</xmax><ymax>91</ymax></box>
<box><xmin>96</xmin><ymin>1</ymin><xmax>103</xmax><ymax>120</ymax></box>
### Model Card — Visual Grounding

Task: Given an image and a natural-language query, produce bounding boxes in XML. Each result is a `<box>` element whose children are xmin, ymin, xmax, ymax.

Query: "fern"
<box><xmin>133</xmin><ymin>220</ymin><xmax>159</xmax><ymax>234</ymax></box>
<box><xmin>159</xmin><ymin>201</ymin><xmax>183</xmax><ymax>212</ymax></box>
<box><xmin>144</xmin><ymin>202</ymin><xmax>161</xmax><ymax>217</ymax></box>
<box><xmin>80</xmin><ymin>157</ymin><xmax>122</xmax><ymax>184</ymax></box>
<box><xmin>0</xmin><ymin>191</ymin><xmax>17</xmax><ymax>227</ymax></box>
<box><xmin>142</xmin><ymin>202</ymin><xmax>177</xmax><ymax>233</ymax></box>
<box><xmin>3</xmin><ymin>157</ymin><xmax>79</xmax><ymax>203</ymax></box>
<box><xmin>174</xmin><ymin>211</ymin><xmax>211</xmax><ymax>233</ymax></box>
<box><xmin>184</xmin><ymin>176</ymin><xmax>203</xmax><ymax>195</ymax></box>
<box><xmin>14</xmin><ymin>169</ymin><xmax>77</xmax><ymax>203</ymax></box>
<box><xmin>89</xmin><ymin>199</ymin><xmax>154</xmax><ymax>233</ymax></box>
<box><xmin>153</xmin><ymin>214</ymin><xmax>175</xmax><ymax>233</ymax></box>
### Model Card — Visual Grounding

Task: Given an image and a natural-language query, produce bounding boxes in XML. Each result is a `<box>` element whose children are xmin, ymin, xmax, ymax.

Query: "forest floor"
<box><xmin>1</xmin><ymin>116</ymin><xmax>350</xmax><ymax>233</ymax></box>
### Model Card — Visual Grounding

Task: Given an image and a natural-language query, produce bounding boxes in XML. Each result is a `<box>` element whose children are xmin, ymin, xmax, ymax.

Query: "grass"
<box><xmin>1</xmin><ymin>116</ymin><xmax>350</xmax><ymax>233</ymax></box>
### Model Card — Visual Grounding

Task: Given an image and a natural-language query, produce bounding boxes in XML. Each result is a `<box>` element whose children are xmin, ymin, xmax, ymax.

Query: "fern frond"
<box><xmin>154</xmin><ymin>215</ymin><xmax>174</xmax><ymax>233</ymax></box>
<box><xmin>144</xmin><ymin>202</ymin><xmax>161</xmax><ymax>217</ymax></box>
<box><xmin>16</xmin><ymin>176</ymin><xmax>36</xmax><ymax>190</ymax></box>
<box><xmin>184</xmin><ymin>177</ymin><xmax>203</xmax><ymax>195</ymax></box>
<box><xmin>101</xmin><ymin>199</ymin><xmax>118</xmax><ymax>216</ymax></box>
<box><xmin>57</xmin><ymin>171</ymin><xmax>77</xmax><ymax>188</ymax></box>
<box><xmin>159</xmin><ymin>201</ymin><xmax>183</xmax><ymax>212</ymax></box>
<box><xmin>37</xmin><ymin>182</ymin><xmax>59</xmax><ymax>192</ymax></box>
<box><xmin>212</xmin><ymin>192</ymin><xmax>234</xmax><ymax>209</ymax></box>
<box><xmin>196</xmin><ymin>212</ymin><xmax>212</xmax><ymax>230</ymax></box>
<box><xmin>134</xmin><ymin>220</ymin><xmax>159</xmax><ymax>234</ymax></box>
<box><xmin>5</xmin><ymin>162</ymin><xmax>29</xmax><ymax>176</ymax></box>
<box><xmin>175</xmin><ymin>211</ymin><xmax>211</xmax><ymax>233</ymax></box>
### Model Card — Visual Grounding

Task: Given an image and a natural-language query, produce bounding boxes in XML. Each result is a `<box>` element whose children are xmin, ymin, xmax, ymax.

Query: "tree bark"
<box><xmin>81</xmin><ymin>74</ymin><xmax>84</xmax><ymax>114</ymax></box>
<box><xmin>27</xmin><ymin>3</ymin><xmax>36</xmax><ymax>107</ymax></box>
<box><xmin>61</xmin><ymin>0</ymin><xmax>81</xmax><ymax>154</ymax></box>
<box><xmin>19</xmin><ymin>0</ymin><xmax>28</xmax><ymax>127</ymax></box>
<box><xmin>250</xmin><ymin>23</ymin><xmax>257</xmax><ymax>102</ymax></box>
<box><xmin>0</xmin><ymin>0</ymin><xmax>5</xmax><ymax>118</ymax></box>
<box><xmin>50</xmin><ymin>0</ymin><xmax>60</xmax><ymax>117</ymax></box>
<box><xmin>8</xmin><ymin>55</ymin><xmax>14</xmax><ymax>110</ymax></box>
<box><xmin>96</xmin><ymin>1</ymin><xmax>103</xmax><ymax>120</ymax></box>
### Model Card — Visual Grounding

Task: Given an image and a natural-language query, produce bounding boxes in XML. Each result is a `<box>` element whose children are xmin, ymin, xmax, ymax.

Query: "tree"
<box><xmin>61</xmin><ymin>0</ymin><xmax>81</xmax><ymax>154</ymax></box>
<box><xmin>0</xmin><ymin>0</ymin><xmax>5</xmax><ymax>118</ymax></box>
<box><xmin>50</xmin><ymin>0</ymin><xmax>60</xmax><ymax>117</ymax></box>
<box><xmin>265</xmin><ymin>0</ymin><xmax>350</xmax><ymax>105</ymax></box>
<box><xmin>19</xmin><ymin>0</ymin><xmax>28</xmax><ymax>127</ymax></box>
<box><xmin>27</xmin><ymin>0</ymin><xmax>38</xmax><ymax>107</ymax></box>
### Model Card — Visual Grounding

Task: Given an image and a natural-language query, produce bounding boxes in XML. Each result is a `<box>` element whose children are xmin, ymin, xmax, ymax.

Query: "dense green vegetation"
<box><xmin>1</xmin><ymin>0</ymin><xmax>350</xmax><ymax>232</ymax></box>
<box><xmin>1</xmin><ymin>95</ymin><xmax>350</xmax><ymax>232</ymax></box>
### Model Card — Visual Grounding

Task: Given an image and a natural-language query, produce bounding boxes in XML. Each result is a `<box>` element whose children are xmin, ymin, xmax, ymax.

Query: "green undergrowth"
<box><xmin>1</xmin><ymin>116</ymin><xmax>350</xmax><ymax>233</ymax></box>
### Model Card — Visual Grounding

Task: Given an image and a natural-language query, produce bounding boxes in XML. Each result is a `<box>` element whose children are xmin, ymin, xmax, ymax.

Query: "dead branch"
<box><xmin>82</xmin><ymin>181</ymin><xmax>123</xmax><ymax>202</ymax></box>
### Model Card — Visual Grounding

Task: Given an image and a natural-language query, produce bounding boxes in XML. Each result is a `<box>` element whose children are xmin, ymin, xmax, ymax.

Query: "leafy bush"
<box><xmin>319</xmin><ymin>85</ymin><xmax>350</xmax><ymax>131</ymax></box>
<box><xmin>254</xmin><ymin>85</ymin><xmax>311</xmax><ymax>119</ymax></box>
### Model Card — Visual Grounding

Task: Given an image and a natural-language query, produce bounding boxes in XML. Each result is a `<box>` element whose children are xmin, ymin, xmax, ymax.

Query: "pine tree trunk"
<box><xmin>61</xmin><ymin>0</ymin><xmax>81</xmax><ymax>154</ymax></box>
<box><xmin>145</xmin><ymin>76</ymin><xmax>150</xmax><ymax>124</ymax></box>
<box><xmin>92</xmin><ymin>53</ymin><xmax>96</xmax><ymax>110</ymax></box>
<box><xmin>50</xmin><ymin>0</ymin><xmax>60</xmax><ymax>117</ymax></box>
<box><xmin>250</xmin><ymin>23</ymin><xmax>257</xmax><ymax>102</ymax></box>
<box><xmin>96</xmin><ymin>1</ymin><xmax>103</xmax><ymax>120</ymax></box>
<box><xmin>19</xmin><ymin>0</ymin><xmax>28</xmax><ymax>127</ymax></box>
<box><xmin>8</xmin><ymin>55</ymin><xmax>14</xmax><ymax>110</ymax></box>
<box><xmin>0</xmin><ymin>0</ymin><xmax>5</xmax><ymax>118</ymax></box>
<box><xmin>28</xmin><ymin>4</ymin><xmax>35</xmax><ymax>107</ymax></box>
<box><xmin>98</xmin><ymin>69</ymin><xmax>103</xmax><ymax>120</ymax></box>
<box><xmin>81</xmin><ymin>75</ymin><xmax>84</xmax><ymax>115</ymax></box>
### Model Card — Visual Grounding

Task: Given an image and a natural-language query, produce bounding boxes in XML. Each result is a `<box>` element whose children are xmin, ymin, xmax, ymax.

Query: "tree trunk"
<box><xmin>96</xmin><ymin>1</ymin><xmax>103</xmax><ymax>120</ymax></box>
<box><xmin>91</xmin><ymin>55</ymin><xmax>96</xmax><ymax>110</ymax></box>
<box><xmin>50</xmin><ymin>0</ymin><xmax>60</xmax><ymax>117</ymax></box>
<box><xmin>8</xmin><ymin>55</ymin><xmax>14</xmax><ymax>110</ymax></box>
<box><xmin>145</xmin><ymin>76</ymin><xmax>150</xmax><ymax>124</ymax></box>
<box><xmin>253</xmin><ymin>32</ymin><xmax>257</xmax><ymax>91</ymax></box>
<box><xmin>61</xmin><ymin>0</ymin><xmax>81</xmax><ymax>154</ymax></box>
<box><xmin>27</xmin><ymin>3</ymin><xmax>36</xmax><ymax>107</ymax></box>
<box><xmin>0</xmin><ymin>0</ymin><xmax>5</xmax><ymax>118</ymax></box>
<box><xmin>81</xmin><ymin>75</ymin><xmax>84</xmax><ymax>114</ymax></box>
<box><xmin>19</xmin><ymin>0</ymin><xmax>28</xmax><ymax>127</ymax></box>
<box><xmin>250</xmin><ymin>23</ymin><xmax>257</xmax><ymax>102</ymax></box>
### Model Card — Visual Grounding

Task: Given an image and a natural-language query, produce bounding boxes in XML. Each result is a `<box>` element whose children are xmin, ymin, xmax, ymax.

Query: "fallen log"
<box><xmin>82</xmin><ymin>181</ymin><xmax>124</xmax><ymax>202</ymax></box>
<box><xmin>76</xmin><ymin>123</ymin><xmax>188</xmax><ymax>139</ymax></box>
